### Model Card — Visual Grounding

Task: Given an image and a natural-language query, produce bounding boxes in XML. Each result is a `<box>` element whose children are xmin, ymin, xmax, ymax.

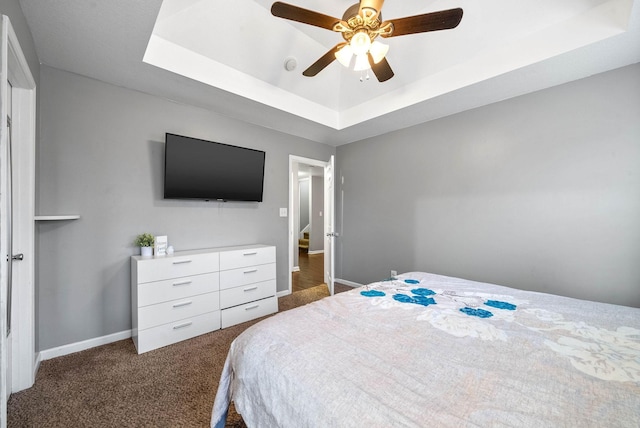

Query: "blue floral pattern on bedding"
<box><xmin>486</xmin><ymin>300</ymin><xmax>517</xmax><ymax>310</ymax></box>
<box><xmin>460</xmin><ymin>307</ymin><xmax>494</xmax><ymax>318</ymax></box>
<box><xmin>392</xmin><ymin>294</ymin><xmax>436</xmax><ymax>306</ymax></box>
<box><xmin>360</xmin><ymin>290</ymin><xmax>386</xmax><ymax>298</ymax></box>
<box><xmin>364</xmin><ymin>282</ymin><xmax>440</xmax><ymax>307</ymax></box>
<box><xmin>411</xmin><ymin>288</ymin><xmax>436</xmax><ymax>296</ymax></box>
<box><xmin>357</xmin><ymin>273</ymin><xmax>640</xmax><ymax>383</ymax></box>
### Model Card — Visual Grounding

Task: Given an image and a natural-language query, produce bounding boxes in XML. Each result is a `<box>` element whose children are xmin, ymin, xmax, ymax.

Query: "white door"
<box><xmin>323</xmin><ymin>155</ymin><xmax>335</xmax><ymax>295</ymax></box>
<box><xmin>2</xmin><ymin>77</ymin><xmax>12</xmax><ymax>404</ymax></box>
<box><xmin>1</xmin><ymin>16</ymin><xmax>9</xmax><ymax>417</ymax></box>
<box><xmin>1</xmin><ymin>17</ymin><xmax>37</xmax><ymax>419</ymax></box>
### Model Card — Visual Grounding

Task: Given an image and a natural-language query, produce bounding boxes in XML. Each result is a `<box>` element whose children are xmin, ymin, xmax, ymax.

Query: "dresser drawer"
<box><xmin>220</xmin><ymin>280</ymin><xmax>276</xmax><ymax>309</ymax></box>
<box><xmin>219</xmin><ymin>263</ymin><xmax>276</xmax><ymax>290</ymax></box>
<box><xmin>136</xmin><ymin>252</ymin><xmax>219</xmax><ymax>283</ymax></box>
<box><xmin>221</xmin><ymin>296</ymin><xmax>278</xmax><ymax>328</ymax></box>
<box><xmin>219</xmin><ymin>246</ymin><xmax>275</xmax><ymax>270</ymax></box>
<box><xmin>138</xmin><ymin>272</ymin><xmax>219</xmax><ymax>307</ymax></box>
<box><xmin>138</xmin><ymin>291</ymin><xmax>219</xmax><ymax>330</ymax></box>
<box><xmin>135</xmin><ymin>310</ymin><xmax>221</xmax><ymax>354</ymax></box>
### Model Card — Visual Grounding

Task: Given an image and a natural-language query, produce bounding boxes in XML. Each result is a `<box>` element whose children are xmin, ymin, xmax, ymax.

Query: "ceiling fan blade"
<box><xmin>383</xmin><ymin>8</ymin><xmax>463</xmax><ymax>37</ymax></box>
<box><xmin>367</xmin><ymin>53</ymin><xmax>394</xmax><ymax>82</ymax></box>
<box><xmin>303</xmin><ymin>44</ymin><xmax>344</xmax><ymax>77</ymax></box>
<box><xmin>271</xmin><ymin>2</ymin><xmax>341</xmax><ymax>31</ymax></box>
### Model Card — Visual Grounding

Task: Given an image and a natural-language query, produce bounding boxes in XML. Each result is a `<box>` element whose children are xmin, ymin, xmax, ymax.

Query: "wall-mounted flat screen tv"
<box><xmin>164</xmin><ymin>133</ymin><xmax>266</xmax><ymax>202</ymax></box>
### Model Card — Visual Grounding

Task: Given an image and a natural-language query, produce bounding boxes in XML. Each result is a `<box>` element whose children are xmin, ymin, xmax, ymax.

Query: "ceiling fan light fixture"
<box><xmin>369</xmin><ymin>40</ymin><xmax>389</xmax><ymax>64</ymax></box>
<box><xmin>335</xmin><ymin>44</ymin><xmax>354</xmax><ymax>67</ymax></box>
<box><xmin>270</xmin><ymin>2</ymin><xmax>463</xmax><ymax>82</ymax></box>
<box><xmin>353</xmin><ymin>53</ymin><xmax>371</xmax><ymax>71</ymax></box>
<box><xmin>350</xmin><ymin>31</ymin><xmax>371</xmax><ymax>56</ymax></box>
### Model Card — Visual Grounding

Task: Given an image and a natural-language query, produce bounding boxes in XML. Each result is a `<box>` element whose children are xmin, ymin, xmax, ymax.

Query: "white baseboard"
<box><xmin>34</xmin><ymin>352</ymin><xmax>41</xmax><ymax>377</ymax></box>
<box><xmin>40</xmin><ymin>329</ymin><xmax>132</xmax><ymax>361</ymax></box>
<box><xmin>292</xmin><ymin>266</ymin><xmax>300</xmax><ymax>272</ymax></box>
<box><xmin>335</xmin><ymin>278</ymin><xmax>363</xmax><ymax>288</ymax></box>
<box><xmin>277</xmin><ymin>289</ymin><xmax>292</xmax><ymax>298</ymax></box>
<box><xmin>307</xmin><ymin>250</ymin><xmax>324</xmax><ymax>255</ymax></box>
<box><xmin>35</xmin><ymin>280</ymin><xmax>354</xmax><ymax>362</ymax></box>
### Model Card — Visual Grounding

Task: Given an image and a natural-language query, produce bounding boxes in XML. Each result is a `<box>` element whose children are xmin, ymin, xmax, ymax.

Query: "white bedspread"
<box><xmin>211</xmin><ymin>272</ymin><xmax>640</xmax><ymax>427</ymax></box>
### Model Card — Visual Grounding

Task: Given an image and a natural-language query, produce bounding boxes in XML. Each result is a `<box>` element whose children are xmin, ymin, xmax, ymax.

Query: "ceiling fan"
<box><xmin>271</xmin><ymin>0</ymin><xmax>463</xmax><ymax>82</ymax></box>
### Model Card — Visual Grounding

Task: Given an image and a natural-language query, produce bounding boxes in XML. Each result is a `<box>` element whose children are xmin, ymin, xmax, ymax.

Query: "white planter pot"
<box><xmin>140</xmin><ymin>246</ymin><xmax>153</xmax><ymax>257</ymax></box>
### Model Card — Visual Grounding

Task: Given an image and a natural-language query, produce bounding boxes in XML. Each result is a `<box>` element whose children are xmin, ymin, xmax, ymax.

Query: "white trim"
<box><xmin>299</xmin><ymin>223</ymin><xmax>309</xmax><ymax>237</ymax></box>
<box><xmin>39</xmin><ymin>330</ymin><xmax>132</xmax><ymax>361</ymax></box>
<box><xmin>307</xmin><ymin>250</ymin><xmax>324</xmax><ymax>255</ymax></box>
<box><xmin>335</xmin><ymin>278</ymin><xmax>362</xmax><ymax>288</ymax></box>
<box><xmin>292</xmin><ymin>266</ymin><xmax>300</xmax><ymax>273</ymax></box>
<box><xmin>277</xmin><ymin>289</ymin><xmax>291</xmax><ymax>298</ymax></box>
<box><xmin>33</xmin><ymin>352</ymin><xmax>40</xmax><ymax>378</ymax></box>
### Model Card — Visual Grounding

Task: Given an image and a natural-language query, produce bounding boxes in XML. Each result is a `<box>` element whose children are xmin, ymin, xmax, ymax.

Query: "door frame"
<box><xmin>1</xmin><ymin>14</ymin><xmax>37</xmax><ymax>417</ymax></box>
<box><xmin>287</xmin><ymin>155</ymin><xmax>332</xmax><ymax>296</ymax></box>
<box><xmin>323</xmin><ymin>155</ymin><xmax>335</xmax><ymax>296</ymax></box>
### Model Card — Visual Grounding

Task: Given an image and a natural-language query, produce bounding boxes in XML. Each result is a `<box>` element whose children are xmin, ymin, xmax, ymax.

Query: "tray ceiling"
<box><xmin>19</xmin><ymin>0</ymin><xmax>640</xmax><ymax>145</ymax></box>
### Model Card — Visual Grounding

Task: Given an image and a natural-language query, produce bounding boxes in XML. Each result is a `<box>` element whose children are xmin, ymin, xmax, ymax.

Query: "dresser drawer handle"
<box><xmin>173</xmin><ymin>259</ymin><xmax>192</xmax><ymax>265</ymax></box>
<box><xmin>172</xmin><ymin>300</ymin><xmax>193</xmax><ymax>308</ymax></box>
<box><xmin>245</xmin><ymin>304</ymin><xmax>259</xmax><ymax>311</ymax></box>
<box><xmin>173</xmin><ymin>280</ymin><xmax>192</xmax><ymax>287</ymax></box>
<box><xmin>243</xmin><ymin>252</ymin><xmax>258</xmax><ymax>256</ymax></box>
<box><xmin>243</xmin><ymin>286</ymin><xmax>258</xmax><ymax>292</ymax></box>
<box><xmin>243</xmin><ymin>269</ymin><xmax>258</xmax><ymax>274</ymax></box>
<box><xmin>173</xmin><ymin>321</ymin><xmax>193</xmax><ymax>330</ymax></box>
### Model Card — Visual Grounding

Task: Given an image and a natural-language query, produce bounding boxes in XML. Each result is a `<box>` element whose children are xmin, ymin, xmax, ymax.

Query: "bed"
<box><xmin>211</xmin><ymin>272</ymin><xmax>640</xmax><ymax>427</ymax></box>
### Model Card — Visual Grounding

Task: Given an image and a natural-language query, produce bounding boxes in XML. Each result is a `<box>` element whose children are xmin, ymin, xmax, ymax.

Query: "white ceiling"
<box><xmin>18</xmin><ymin>0</ymin><xmax>640</xmax><ymax>146</ymax></box>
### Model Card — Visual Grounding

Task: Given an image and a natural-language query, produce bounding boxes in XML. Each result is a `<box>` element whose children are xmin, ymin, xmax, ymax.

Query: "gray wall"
<box><xmin>299</xmin><ymin>178</ymin><xmax>309</xmax><ymax>232</ymax></box>
<box><xmin>37</xmin><ymin>66</ymin><xmax>334</xmax><ymax>351</ymax></box>
<box><xmin>310</xmin><ymin>175</ymin><xmax>324</xmax><ymax>252</ymax></box>
<box><xmin>336</xmin><ymin>63</ymin><xmax>640</xmax><ymax>308</ymax></box>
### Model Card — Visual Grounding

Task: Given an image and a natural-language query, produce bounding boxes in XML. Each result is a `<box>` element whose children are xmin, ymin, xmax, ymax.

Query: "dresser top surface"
<box><xmin>131</xmin><ymin>244</ymin><xmax>273</xmax><ymax>262</ymax></box>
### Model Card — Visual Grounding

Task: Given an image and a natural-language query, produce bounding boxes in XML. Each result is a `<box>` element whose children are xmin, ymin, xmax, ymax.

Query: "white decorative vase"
<box><xmin>140</xmin><ymin>246</ymin><xmax>153</xmax><ymax>257</ymax></box>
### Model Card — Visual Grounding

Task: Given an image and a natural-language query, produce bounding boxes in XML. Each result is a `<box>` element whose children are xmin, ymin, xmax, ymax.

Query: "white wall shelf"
<box><xmin>34</xmin><ymin>215</ymin><xmax>80</xmax><ymax>221</ymax></box>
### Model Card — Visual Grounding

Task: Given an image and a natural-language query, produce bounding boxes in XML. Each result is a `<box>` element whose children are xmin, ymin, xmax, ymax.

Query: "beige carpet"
<box><xmin>8</xmin><ymin>283</ymin><xmax>352</xmax><ymax>427</ymax></box>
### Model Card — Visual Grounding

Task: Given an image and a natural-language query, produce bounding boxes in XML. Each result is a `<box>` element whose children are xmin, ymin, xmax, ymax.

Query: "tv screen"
<box><xmin>164</xmin><ymin>133</ymin><xmax>265</xmax><ymax>202</ymax></box>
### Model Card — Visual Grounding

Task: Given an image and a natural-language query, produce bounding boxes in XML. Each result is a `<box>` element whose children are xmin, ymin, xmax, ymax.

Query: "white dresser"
<box><xmin>131</xmin><ymin>244</ymin><xmax>277</xmax><ymax>354</ymax></box>
<box><xmin>219</xmin><ymin>246</ymin><xmax>278</xmax><ymax>329</ymax></box>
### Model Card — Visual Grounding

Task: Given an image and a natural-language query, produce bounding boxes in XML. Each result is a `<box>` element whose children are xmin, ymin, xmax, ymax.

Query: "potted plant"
<box><xmin>134</xmin><ymin>233</ymin><xmax>155</xmax><ymax>257</ymax></box>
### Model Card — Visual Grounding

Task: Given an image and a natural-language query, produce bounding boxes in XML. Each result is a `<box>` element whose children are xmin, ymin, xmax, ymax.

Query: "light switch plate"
<box><xmin>279</xmin><ymin>208</ymin><xmax>287</xmax><ymax>217</ymax></box>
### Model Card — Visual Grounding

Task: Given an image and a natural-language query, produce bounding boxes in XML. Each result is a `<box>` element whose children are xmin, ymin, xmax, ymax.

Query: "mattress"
<box><xmin>211</xmin><ymin>272</ymin><xmax>640</xmax><ymax>427</ymax></box>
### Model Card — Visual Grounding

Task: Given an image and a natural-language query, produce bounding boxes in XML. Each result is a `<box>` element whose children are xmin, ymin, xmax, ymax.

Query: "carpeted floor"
<box><xmin>8</xmin><ymin>283</ymin><xmax>352</xmax><ymax>427</ymax></box>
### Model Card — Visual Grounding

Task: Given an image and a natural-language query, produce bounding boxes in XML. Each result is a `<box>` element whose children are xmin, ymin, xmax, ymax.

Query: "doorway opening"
<box><xmin>288</xmin><ymin>155</ymin><xmax>334</xmax><ymax>296</ymax></box>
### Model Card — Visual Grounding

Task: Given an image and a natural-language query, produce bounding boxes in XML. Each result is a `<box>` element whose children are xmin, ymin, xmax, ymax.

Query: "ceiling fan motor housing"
<box><xmin>338</xmin><ymin>3</ymin><xmax>386</xmax><ymax>44</ymax></box>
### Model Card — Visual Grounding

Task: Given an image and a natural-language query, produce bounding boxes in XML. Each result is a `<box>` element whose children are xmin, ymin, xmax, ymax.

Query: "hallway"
<box><xmin>292</xmin><ymin>250</ymin><xmax>324</xmax><ymax>293</ymax></box>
